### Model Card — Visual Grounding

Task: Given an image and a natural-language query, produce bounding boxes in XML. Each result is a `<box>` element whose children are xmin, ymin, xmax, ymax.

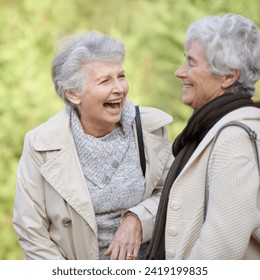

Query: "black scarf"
<box><xmin>146</xmin><ymin>92</ymin><xmax>259</xmax><ymax>259</ymax></box>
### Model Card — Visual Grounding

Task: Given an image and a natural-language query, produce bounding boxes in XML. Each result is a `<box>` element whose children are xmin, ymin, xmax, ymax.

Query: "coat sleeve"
<box><xmin>189</xmin><ymin>126</ymin><xmax>260</xmax><ymax>259</ymax></box>
<box><xmin>127</xmin><ymin>124</ymin><xmax>173</xmax><ymax>243</ymax></box>
<box><xmin>13</xmin><ymin>132</ymin><xmax>65</xmax><ymax>259</ymax></box>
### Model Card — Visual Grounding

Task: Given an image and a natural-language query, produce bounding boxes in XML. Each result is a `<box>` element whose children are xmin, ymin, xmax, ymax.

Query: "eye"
<box><xmin>187</xmin><ymin>58</ymin><xmax>196</xmax><ymax>67</ymax></box>
<box><xmin>100</xmin><ymin>79</ymin><xmax>108</xmax><ymax>84</ymax></box>
<box><xmin>187</xmin><ymin>59</ymin><xmax>192</xmax><ymax>66</ymax></box>
<box><xmin>119</xmin><ymin>74</ymin><xmax>126</xmax><ymax>79</ymax></box>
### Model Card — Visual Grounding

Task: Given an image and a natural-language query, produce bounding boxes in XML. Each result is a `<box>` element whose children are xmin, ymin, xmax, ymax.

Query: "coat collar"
<box><xmin>33</xmin><ymin>105</ymin><xmax>173</xmax><ymax>151</ymax></box>
<box><xmin>34</xmin><ymin>106</ymin><xmax>71</xmax><ymax>151</ymax></box>
<box><xmin>139</xmin><ymin>106</ymin><xmax>173</xmax><ymax>132</ymax></box>
<box><xmin>177</xmin><ymin>106</ymin><xmax>260</xmax><ymax>178</ymax></box>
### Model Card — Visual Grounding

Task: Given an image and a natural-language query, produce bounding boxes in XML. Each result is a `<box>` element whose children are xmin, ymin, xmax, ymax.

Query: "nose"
<box><xmin>112</xmin><ymin>79</ymin><xmax>126</xmax><ymax>94</ymax></box>
<box><xmin>175</xmin><ymin>64</ymin><xmax>187</xmax><ymax>79</ymax></box>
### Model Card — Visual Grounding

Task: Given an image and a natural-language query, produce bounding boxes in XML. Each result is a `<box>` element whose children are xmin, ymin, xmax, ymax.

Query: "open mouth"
<box><xmin>183</xmin><ymin>83</ymin><xmax>193</xmax><ymax>88</ymax></box>
<box><xmin>103</xmin><ymin>99</ymin><xmax>121</xmax><ymax>110</ymax></box>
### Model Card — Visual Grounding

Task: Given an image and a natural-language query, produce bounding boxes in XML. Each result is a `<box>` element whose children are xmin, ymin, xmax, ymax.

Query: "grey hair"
<box><xmin>185</xmin><ymin>14</ymin><xmax>260</xmax><ymax>96</ymax></box>
<box><xmin>51</xmin><ymin>31</ymin><xmax>125</xmax><ymax>104</ymax></box>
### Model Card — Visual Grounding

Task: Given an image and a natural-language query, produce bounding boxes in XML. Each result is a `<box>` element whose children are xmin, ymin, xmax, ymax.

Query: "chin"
<box><xmin>109</xmin><ymin>116</ymin><xmax>121</xmax><ymax>125</ymax></box>
<box><xmin>182</xmin><ymin>98</ymin><xmax>190</xmax><ymax>106</ymax></box>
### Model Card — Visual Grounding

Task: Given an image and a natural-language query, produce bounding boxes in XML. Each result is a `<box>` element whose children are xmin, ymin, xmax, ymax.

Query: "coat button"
<box><xmin>170</xmin><ymin>199</ymin><xmax>181</xmax><ymax>210</ymax></box>
<box><xmin>168</xmin><ymin>250</ymin><xmax>175</xmax><ymax>258</ymax></box>
<box><xmin>62</xmin><ymin>217</ymin><xmax>72</xmax><ymax>227</ymax></box>
<box><xmin>168</xmin><ymin>226</ymin><xmax>178</xmax><ymax>236</ymax></box>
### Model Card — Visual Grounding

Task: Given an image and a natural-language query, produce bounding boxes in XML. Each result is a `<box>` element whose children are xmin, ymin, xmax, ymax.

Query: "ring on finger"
<box><xmin>126</xmin><ymin>253</ymin><xmax>133</xmax><ymax>258</ymax></box>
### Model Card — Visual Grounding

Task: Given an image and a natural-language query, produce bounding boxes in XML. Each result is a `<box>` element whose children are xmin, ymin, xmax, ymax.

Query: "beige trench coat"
<box><xmin>13</xmin><ymin>105</ymin><xmax>173</xmax><ymax>260</ymax></box>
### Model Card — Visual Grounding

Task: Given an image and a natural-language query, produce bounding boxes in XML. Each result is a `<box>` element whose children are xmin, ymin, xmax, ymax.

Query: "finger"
<box><xmin>109</xmin><ymin>243</ymin><xmax>121</xmax><ymax>260</ymax></box>
<box><xmin>104</xmin><ymin>243</ymin><xmax>112</xmax><ymax>256</ymax></box>
<box><xmin>132</xmin><ymin>246</ymin><xmax>140</xmax><ymax>260</ymax></box>
<box><xmin>117</xmin><ymin>246</ymin><xmax>128</xmax><ymax>260</ymax></box>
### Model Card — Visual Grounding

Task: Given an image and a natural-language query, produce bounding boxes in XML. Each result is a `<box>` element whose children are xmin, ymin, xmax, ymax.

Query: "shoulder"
<box><xmin>139</xmin><ymin>106</ymin><xmax>173</xmax><ymax>132</ymax></box>
<box><xmin>25</xmin><ymin>106</ymin><xmax>71</xmax><ymax>151</ymax></box>
<box><xmin>207</xmin><ymin>108</ymin><xmax>260</xmax><ymax>168</ymax></box>
<box><xmin>34</xmin><ymin>107</ymin><xmax>70</xmax><ymax>134</ymax></box>
<box><xmin>198</xmin><ymin>106</ymin><xmax>260</xmax><ymax>148</ymax></box>
<box><xmin>212</xmin><ymin>107</ymin><xmax>260</xmax><ymax>142</ymax></box>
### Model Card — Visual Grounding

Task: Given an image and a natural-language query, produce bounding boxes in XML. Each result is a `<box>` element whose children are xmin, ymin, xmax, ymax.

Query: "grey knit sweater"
<box><xmin>71</xmin><ymin>100</ymin><xmax>147</xmax><ymax>259</ymax></box>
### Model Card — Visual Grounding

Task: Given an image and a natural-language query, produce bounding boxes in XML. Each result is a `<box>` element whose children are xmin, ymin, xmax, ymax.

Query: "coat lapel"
<box><xmin>33</xmin><ymin>107</ymin><xmax>97</xmax><ymax>233</ymax></box>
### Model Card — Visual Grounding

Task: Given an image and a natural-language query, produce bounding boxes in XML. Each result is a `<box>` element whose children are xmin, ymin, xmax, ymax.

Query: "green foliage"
<box><xmin>0</xmin><ymin>0</ymin><xmax>259</xmax><ymax>259</ymax></box>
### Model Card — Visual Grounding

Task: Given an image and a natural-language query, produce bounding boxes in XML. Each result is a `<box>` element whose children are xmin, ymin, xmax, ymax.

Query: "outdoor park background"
<box><xmin>0</xmin><ymin>0</ymin><xmax>259</xmax><ymax>259</ymax></box>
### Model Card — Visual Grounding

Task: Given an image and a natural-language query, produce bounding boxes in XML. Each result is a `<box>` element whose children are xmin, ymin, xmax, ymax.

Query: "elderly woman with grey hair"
<box><xmin>146</xmin><ymin>14</ymin><xmax>260</xmax><ymax>260</ymax></box>
<box><xmin>13</xmin><ymin>32</ymin><xmax>173</xmax><ymax>260</ymax></box>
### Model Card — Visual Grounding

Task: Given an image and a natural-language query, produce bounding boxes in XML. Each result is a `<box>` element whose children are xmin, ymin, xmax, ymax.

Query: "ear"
<box><xmin>65</xmin><ymin>90</ymin><xmax>81</xmax><ymax>105</ymax></box>
<box><xmin>221</xmin><ymin>69</ymin><xmax>240</xmax><ymax>89</ymax></box>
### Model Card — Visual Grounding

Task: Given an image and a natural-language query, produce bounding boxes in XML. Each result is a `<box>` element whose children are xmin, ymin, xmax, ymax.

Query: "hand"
<box><xmin>104</xmin><ymin>213</ymin><xmax>142</xmax><ymax>260</ymax></box>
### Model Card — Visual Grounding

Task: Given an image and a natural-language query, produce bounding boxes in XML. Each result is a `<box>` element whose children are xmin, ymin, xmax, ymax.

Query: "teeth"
<box><xmin>107</xmin><ymin>99</ymin><xmax>121</xmax><ymax>104</ymax></box>
<box><xmin>183</xmin><ymin>84</ymin><xmax>193</xmax><ymax>88</ymax></box>
<box><xmin>104</xmin><ymin>99</ymin><xmax>121</xmax><ymax>109</ymax></box>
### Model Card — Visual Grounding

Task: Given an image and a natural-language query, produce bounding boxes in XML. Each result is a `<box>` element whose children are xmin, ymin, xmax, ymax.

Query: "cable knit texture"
<box><xmin>71</xmin><ymin>99</ymin><xmax>147</xmax><ymax>259</ymax></box>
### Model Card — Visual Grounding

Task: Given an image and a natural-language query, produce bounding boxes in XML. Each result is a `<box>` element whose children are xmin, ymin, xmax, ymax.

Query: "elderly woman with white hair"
<box><xmin>147</xmin><ymin>14</ymin><xmax>260</xmax><ymax>260</ymax></box>
<box><xmin>13</xmin><ymin>32</ymin><xmax>173</xmax><ymax>260</ymax></box>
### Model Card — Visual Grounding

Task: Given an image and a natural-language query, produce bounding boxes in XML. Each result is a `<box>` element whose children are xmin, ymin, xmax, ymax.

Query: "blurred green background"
<box><xmin>0</xmin><ymin>0</ymin><xmax>259</xmax><ymax>259</ymax></box>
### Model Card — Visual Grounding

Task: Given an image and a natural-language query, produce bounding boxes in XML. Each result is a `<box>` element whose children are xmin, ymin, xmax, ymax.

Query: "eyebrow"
<box><xmin>96</xmin><ymin>74</ymin><xmax>109</xmax><ymax>80</ymax></box>
<box><xmin>186</xmin><ymin>55</ymin><xmax>197</xmax><ymax>64</ymax></box>
<box><xmin>95</xmin><ymin>70</ymin><xmax>125</xmax><ymax>81</ymax></box>
<box><xmin>184</xmin><ymin>53</ymin><xmax>194</xmax><ymax>59</ymax></box>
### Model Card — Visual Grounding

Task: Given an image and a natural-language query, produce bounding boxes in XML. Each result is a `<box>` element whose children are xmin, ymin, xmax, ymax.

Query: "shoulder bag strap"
<box><xmin>135</xmin><ymin>105</ymin><xmax>146</xmax><ymax>176</ymax></box>
<box><xmin>204</xmin><ymin>121</ymin><xmax>260</xmax><ymax>221</ymax></box>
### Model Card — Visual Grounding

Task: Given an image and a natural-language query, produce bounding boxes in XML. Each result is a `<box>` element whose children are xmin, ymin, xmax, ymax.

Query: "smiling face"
<box><xmin>175</xmin><ymin>42</ymin><xmax>225</xmax><ymax>110</ymax></box>
<box><xmin>66</xmin><ymin>62</ymin><xmax>129</xmax><ymax>137</ymax></box>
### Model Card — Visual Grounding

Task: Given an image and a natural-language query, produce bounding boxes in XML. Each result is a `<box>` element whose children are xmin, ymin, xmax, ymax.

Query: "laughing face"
<box><xmin>175</xmin><ymin>42</ymin><xmax>225</xmax><ymax>110</ymax></box>
<box><xmin>67</xmin><ymin>61</ymin><xmax>129</xmax><ymax>137</ymax></box>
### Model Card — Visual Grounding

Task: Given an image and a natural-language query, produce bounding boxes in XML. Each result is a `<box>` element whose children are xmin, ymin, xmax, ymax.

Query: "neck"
<box><xmin>80</xmin><ymin>118</ymin><xmax>119</xmax><ymax>138</ymax></box>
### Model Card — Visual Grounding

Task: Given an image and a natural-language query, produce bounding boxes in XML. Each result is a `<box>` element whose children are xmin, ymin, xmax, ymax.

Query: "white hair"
<box><xmin>185</xmin><ymin>14</ymin><xmax>260</xmax><ymax>96</ymax></box>
<box><xmin>51</xmin><ymin>31</ymin><xmax>125</xmax><ymax>104</ymax></box>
